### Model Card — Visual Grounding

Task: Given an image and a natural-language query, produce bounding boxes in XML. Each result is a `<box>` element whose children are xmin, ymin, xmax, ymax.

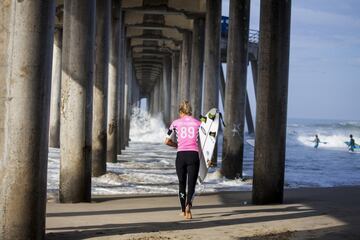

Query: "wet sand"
<box><xmin>46</xmin><ymin>186</ymin><xmax>360</xmax><ymax>240</ymax></box>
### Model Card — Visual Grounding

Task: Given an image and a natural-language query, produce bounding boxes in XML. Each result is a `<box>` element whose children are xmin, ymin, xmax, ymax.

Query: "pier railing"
<box><xmin>221</xmin><ymin>16</ymin><xmax>259</xmax><ymax>44</ymax></box>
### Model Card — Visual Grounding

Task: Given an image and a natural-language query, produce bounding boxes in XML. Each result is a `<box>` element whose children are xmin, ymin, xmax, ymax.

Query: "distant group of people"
<box><xmin>313</xmin><ymin>134</ymin><xmax>357</xmax><ymax>152</ymax></box>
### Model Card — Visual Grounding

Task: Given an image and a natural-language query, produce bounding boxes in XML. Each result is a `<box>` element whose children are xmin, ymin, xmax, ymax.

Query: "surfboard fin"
<box><xmin>209</xmin><ymin>131</ymin><xmax>216</xmax><ymax>138</ymax></box>
<box><xmin>208</xmin><ymin>113</ymin><xmax>216</xmax><ymax>121</ymax></box>
<box><xmin>199</xmin><ymin>115</ymin><xmax>207</xmax><ymax>123</ymax></box>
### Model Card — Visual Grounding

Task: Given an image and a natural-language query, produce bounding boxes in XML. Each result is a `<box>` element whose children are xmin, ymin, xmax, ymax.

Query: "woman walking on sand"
<box><xmin>164</xmin><ymin>101</ymin><xmax>201</xmax><ymax>220</ymax></box>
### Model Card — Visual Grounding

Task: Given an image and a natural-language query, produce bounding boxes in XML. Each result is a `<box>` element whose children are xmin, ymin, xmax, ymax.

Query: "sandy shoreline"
<box><xmin>46</xmin><ymin>186</ymin><xmax>360</xmax><ymax>240</ymax></box>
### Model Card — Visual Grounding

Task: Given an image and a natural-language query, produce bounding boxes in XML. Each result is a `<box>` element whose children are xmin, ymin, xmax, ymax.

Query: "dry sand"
<box><xmin>46</xmin><ymin>186</ymin><xmax>360</xmax><ymax>240</ymax></box>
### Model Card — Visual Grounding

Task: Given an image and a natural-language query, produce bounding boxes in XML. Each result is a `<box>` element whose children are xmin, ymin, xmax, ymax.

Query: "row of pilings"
<box><xmin>0</xmin><ymin>0</ymin><xmax>291</xmax><ymax>239</ymax></box>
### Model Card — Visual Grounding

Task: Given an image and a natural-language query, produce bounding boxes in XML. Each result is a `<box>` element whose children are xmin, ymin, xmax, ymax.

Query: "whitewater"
<box><xmin>47</xmin><ymin>108</ymin><xmax>360</xmax><ymax>197</ymax></box>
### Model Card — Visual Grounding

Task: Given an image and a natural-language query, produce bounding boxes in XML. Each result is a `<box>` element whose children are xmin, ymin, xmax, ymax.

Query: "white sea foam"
<box><xmin>46</xmin><ymin>117</ymin><xmax>360</xmax><ymax>198</ymax></box>
<box><xmin>297</xmin><ymin>134</ymin><xmax>352</xmax><ymax>148</ymax></box>
<box><xmin>129</xmin><ymin>107</ymin><xmax>167</xmax><ymax>143</ymax></box>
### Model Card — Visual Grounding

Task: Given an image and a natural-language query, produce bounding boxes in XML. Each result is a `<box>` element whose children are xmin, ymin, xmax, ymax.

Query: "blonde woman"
<box><xmin>165</xmin><ymin>101</ymin><xmax>201</xmax><ymax>219</ymax></box>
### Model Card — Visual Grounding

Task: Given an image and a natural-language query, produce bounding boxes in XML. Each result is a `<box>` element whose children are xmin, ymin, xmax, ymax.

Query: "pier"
<box><xmin>1</xmin><ymin>0</ymin><xmax>292</xmax><ymax>239</ymax></box>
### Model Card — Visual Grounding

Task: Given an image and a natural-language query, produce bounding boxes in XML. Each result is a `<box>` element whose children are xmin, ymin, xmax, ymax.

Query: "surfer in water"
<box><xmin>349</xmin><ymin>134</ymin><xmax>356</xmax><ymax>152</ymax></box>
<box><xmin>165</xmin><ymin>101</ymin><xmax>201</xmax><ymax>220</ymax></box>
<box><xmin>313</xmin><ymin>134</ymin><xmax>320</xmax><ymax>148</ymax></box>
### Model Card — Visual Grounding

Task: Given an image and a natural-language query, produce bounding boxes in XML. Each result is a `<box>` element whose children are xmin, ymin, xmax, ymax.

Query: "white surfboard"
<box><xmin>198</xmin><ymin>108</ymin><xmax>220</xmax><ymax>183</ymax></box>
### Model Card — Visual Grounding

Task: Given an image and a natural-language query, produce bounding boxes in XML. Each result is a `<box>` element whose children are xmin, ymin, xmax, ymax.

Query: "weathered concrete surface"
<box><xmin>190</xmin><ymin>18</ymin><xmax>205</xmax><ymax>119</ymax></box>
<box><xmin>92</xmin><ymin>0</ymin><xmax>111</xmax><ymax>177</ymax></box>
<box><xmin>222</xmin><ymin>0</ymin><xmax>250</xmax><ymax>179</ymax></box>
<box><xmin>60</xmin><ymin>0</ymin><xmax>96</xmax><ymax>203</ymax></box>
<box><xmin>203</xmin><ymin>0</ymin><xmax>221</xmax><ymax>113</ymax></box>
<box><xmin>253</xmin><ymin>0</ymin><xmax>292</xmax><ymax>205</ymax></box>
<box><xmin>117</xmin><ymin>19</ymin><xmax>126</xmax><ymax>154</ymax></box>
<box><xmin>107</xmin><ymin>0</ymin><xmax>122</xmax><ymax>162</ymax></box>
<box><xmin>123</xmin><ymin>43</ymin><xmax>132</xmax><ymax>148</ymax></box>
<box><xmin>170</xmin><ymin>52</ymin><xmax>180</xmax><ymax>121</ymax></box>
<box><xmin>49</xmin><ymin>28</ymin><xmax>62</xmax><ymax>148</ymax></box>
<box><xmin>162</xmin><ymin>55</ymin><xmax>172</xmax><ymax>126</ymax></box>
<box><xmin>179</xmin><ymin>31</ymin><xmax>192</xmax><ymax>102</ymax></box>
<box><xmin>0</xmin><ymin>0</ymin><xmax>55</xmax><ymax>239</ymax></box>
<box><xmin>46</xmin><ymin>187</ymin><xmax>360</xmax><ymax>240</ymax></box>
<box><xmin>203</xmin><ymin>0</ymin><xmax>221</xmax><ymax>166</ymax></box>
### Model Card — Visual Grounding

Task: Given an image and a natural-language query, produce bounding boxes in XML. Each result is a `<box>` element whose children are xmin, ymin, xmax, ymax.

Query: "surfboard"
<box><xmin>344</xmin><ymin>141</ymin><xmax>360</xmax><ymax>152</ymax></box>
<box><xmin>198</xmin><ymin>108</ymin><xmax>220</xmax><ymax>183</ymax></box>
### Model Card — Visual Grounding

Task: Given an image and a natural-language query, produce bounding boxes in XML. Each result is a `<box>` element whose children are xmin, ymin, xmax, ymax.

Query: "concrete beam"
<box><xmin>132</xmin><ymin>45</ymin><xmax>175</xmax><ymax>53</ymax></box>
<box><xmin>127</xmin><ymin>34</ymin><xmax>182</xmax><ymax>45</ymax></box>
<box><xmin>132</xmin><ymin>51</ymin><xmax>170</xmax><ymax>57</ymax></box>
<box><xmin>126</xmin><ymin>22</ymin><xmax>189</xmax><ymax>33</ymax></box>
<box><xmin>134</xmin><ymin>63</ymin><xmax>163</xmax><ymax>67</ymax></box>
<box><xmin>122</xmin><ymin>4</ymin><xmax>205</xmax><ymax>19</ymax></box>
<box><xmin>133</xmin><ymin>58</ymin><xmax>164</xmax><ymax>64</ymax></box>
<box><xmin>136</xmin><ymin>68</ymin><xmax>162</xmax><ymax>72</ymax></box>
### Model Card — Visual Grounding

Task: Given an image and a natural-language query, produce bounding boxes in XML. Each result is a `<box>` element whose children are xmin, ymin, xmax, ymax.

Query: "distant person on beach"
<box><xmin>164</xmin><ymin>101</ymin><xmax>201</xmax><ymax>220</ymax></box>
<box><xmin>313</xmin><ymin>134</ymin><xmax>320</xmax><ymax>148</ymax></box>
<box><xmin>349</xmin><ymin>134</ymin><xmax>356</xmax><ymax>152</ymax></box>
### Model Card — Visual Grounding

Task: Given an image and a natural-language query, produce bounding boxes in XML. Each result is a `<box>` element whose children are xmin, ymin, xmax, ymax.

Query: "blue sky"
<box><xmin>222</xmin><ymin>0</ymin><xmax>360</xmax><ymax>121</ymax></box>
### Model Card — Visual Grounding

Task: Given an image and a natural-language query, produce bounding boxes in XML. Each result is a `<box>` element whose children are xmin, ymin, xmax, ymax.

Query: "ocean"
<box><xmin>47</xmin><ymin>108</ymin><xmax>360</xmax><ymax>197</ymax></box>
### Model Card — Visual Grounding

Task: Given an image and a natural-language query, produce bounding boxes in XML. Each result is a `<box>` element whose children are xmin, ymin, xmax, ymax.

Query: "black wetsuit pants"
<box><xmin>176</xmin><ymin>151</ymin><xmax>200</xmax><ymax>212</ymax></box>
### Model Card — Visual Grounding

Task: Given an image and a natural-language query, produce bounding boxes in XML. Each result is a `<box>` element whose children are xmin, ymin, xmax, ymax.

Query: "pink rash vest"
<box><xmin>167</xmin><ymin>116</ymin><xmax>201</xmax><ymax>152</ymax></box>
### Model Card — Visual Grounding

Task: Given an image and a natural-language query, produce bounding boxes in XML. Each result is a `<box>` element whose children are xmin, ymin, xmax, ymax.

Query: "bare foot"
<box><xmin>185</xmin><ymin>205</ymin><xmax>192</xmax><ymax>220</ymax></box>
<box><xmin>179</xmin><ymin>211</ymin><xmax>186</xmax><ymax>217</ymax></box>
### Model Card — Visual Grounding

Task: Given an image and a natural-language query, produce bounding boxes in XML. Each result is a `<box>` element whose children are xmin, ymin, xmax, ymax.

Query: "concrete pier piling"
<box><xmin>107</xmin><ymin>0</ymin><xmax>122</xmax><ymax>162</ymax></box>
<box><xmin>222</xmin><ymin>0</ymin><xmax>250</xmax><ymax>179</ymax></box>
<box><xmin>252</xmin><ymin>0</ymin><xmax>292</xmax><ymax>205</ymax></box>
<box><xmin>0</xmin><ymin>0</ymin><xmax>55</xmax><ymax>239</ymax></box>
<box><xmin>163</xmin><ymin>55</ymin><xmax>172</xmax><ymax>126</ymax></box>
<box><xmin>170</xmin><ymin>52</ymin><xmax>180</xmax><ymax>121</ymax></box>
<box><xmin>203</xmin><ymin>0</ymin><xmax>222</xmax><ymax>165</ymax></box>
<box><xmin>49</xmin><ymin>27</ymin><xmax>63</xmax><ymax>148</ymax></box>
<box><xmin>190</xmin><ymin>18</ymin><xmax>205</xmax><ymax>119</ymax></box>
<box><xmin>117</xmin><ymin>20</ymin><xmax>126</xmax><ymax>153</ymax></box>
<box><xmin>179</xmin><ymin>31</ymin><xmax>192</xmax><ymax>102</ymax></box>
<box><xmin>123</xmin><ymin>43</ymin><xmax>132</xmax><ymax>148</ymax></box>
<box><xmin>92</xmin><ymin>0</ymin><xmax>111</xmax><ymax>177</ymax></box>
<box><xmin>60</xmin><ymin>0</ymin><xmax>96</xmax><ymax>203</ymax></box>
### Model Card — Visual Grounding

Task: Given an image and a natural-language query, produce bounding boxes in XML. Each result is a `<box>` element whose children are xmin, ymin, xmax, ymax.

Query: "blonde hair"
<box><xmin>179</xmin><ymin>100</ymin><xmax>192</xmax><ymax>116</ymax></box>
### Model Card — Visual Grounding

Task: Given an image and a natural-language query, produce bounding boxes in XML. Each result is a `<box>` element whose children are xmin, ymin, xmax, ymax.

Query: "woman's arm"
<box><xmin>164</xmin><ymin>138</ymin><xmax>177</xmax><ymax>148</ymax></box>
